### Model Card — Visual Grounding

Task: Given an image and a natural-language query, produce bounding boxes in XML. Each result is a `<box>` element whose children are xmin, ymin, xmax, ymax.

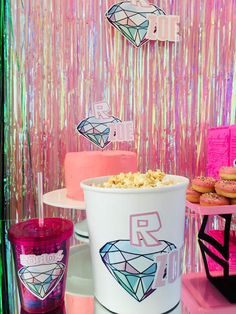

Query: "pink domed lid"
<box><xmin>8</xmin><ymin>218</ymin><xmax>73</xmax><ymax>245</ymax></box>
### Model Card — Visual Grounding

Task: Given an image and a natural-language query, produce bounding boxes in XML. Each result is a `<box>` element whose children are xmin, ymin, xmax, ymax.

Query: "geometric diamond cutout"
<box><xmin>77</xmin><ymin>116</ymin><xmax>121</xmax><ymax>149</ymax></box>
<box><xmin>100</xmin><ymin>240</ymin><xmax>176</xmax><ymax>302</ymax></box>
<box><xmin>18</xmin><ymin>262</ymin><xmax>65</xmax><ymax>300</ymax></box>
<box><xmin>106</xmin><ymin>1</ymin><xmax>165</xmax><ymax>47</ymax></box>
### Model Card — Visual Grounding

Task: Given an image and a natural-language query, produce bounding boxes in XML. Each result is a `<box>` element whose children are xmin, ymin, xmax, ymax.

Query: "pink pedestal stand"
<box><xmin>185</xmin><ymin>201</ymin><xmax>236</xmax><ymax>309</ymax></box>
<box><xmin>182</xmin><ymin>272</ymin><xmax>236</xmax><ymax>313</ymax></box>
<box><xmin>186</xmin><ymin>201</ymin><xmax>236</xmax><ymax>216</ymax></box>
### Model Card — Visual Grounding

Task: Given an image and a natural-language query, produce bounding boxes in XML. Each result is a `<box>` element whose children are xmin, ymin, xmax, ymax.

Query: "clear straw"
<box><xmin>37</xmin><ymin>172</ymin><xmax>44</xmax><ymax>227</ymax></box>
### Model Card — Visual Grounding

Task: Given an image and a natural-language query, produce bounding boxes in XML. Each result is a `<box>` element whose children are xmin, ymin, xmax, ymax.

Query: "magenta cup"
<box><xmin>21</xmin><ymin>302</ymin><xmax>66</xmax><ymax>314</ymax></box>
<box><xmin>8</xmin><ymin>218</ymin><xmax>73</xmax><ymax>313</ymax></box>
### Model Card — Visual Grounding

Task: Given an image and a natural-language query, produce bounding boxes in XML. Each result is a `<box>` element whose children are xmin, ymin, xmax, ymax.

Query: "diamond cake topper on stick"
<box><xmin>77</xmin><ymin>115</ymin><xmax>121</xmax><ymax>149</ymax></box>
<box><xmin>77</xmin><ymin>101</ymin><xmax>134</xmax><ymax>149</ymax></box>
<box><xmin>106</xmin><ymin>1</ymin><xmax>165</xmax><ymax>48</ymax></box>
<box><xmin>106</xmin><ymin>1</ymin><xmax>180</xmax><ymax>47</ymax></box>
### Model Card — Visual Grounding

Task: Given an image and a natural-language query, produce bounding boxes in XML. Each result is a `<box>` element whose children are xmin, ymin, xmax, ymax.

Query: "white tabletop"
<box><xmin>66</xmin><ymin>245</ymin><xmax>93</xmax><ymax>296</ymax></box>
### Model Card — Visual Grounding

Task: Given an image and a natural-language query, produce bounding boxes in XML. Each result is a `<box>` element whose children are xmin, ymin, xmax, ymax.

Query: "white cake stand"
<box><xmin>75</xmin><ymin>220</ymin><xmax>89</xmax><ymax>242</ymax></box>
<box><xmin>43</xmin><ymin>188</ymin><xmax>85</xmax><ymax>209</ymax></box>
<box><xmin>43</xmin><ymin>188</ymin><xmax>89</xmax><ymax>239</ymax></box>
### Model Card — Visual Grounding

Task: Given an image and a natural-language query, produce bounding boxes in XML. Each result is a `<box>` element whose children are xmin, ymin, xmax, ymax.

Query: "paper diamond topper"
<box><xmin>106</xmin><ymin>1</ymin><xmax>165</xmax><ymax>47</ymax></box>
<box><xmin>77</xmin><ymin>116</ymin><xmax>121</xmax><ymax>149</ymax></box>
<box><xmin>18</xmin><ymin>262</ymin><xmax>65</xmax><ymax>300</ymax></box>
<box><xmin>100</xmin><ymin>240</ymin><xmax>176</xmax><ymax>302</ymax></box>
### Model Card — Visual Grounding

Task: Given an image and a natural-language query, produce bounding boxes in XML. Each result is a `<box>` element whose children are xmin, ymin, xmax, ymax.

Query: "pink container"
<box><xmin>8</xmin><ymin>218</ymin><xmax>73</xmax><ymax>313</ymax></box>
<box><xmin>207</xmin><ymin>125</ymin><xmax>236</xmax><ymax>178</ymax></box>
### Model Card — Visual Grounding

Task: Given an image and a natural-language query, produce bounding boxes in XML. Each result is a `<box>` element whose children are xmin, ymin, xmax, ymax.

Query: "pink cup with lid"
<box><xmin>21</xmin><ymin>302</ymin><xmax>66</xmax><ymax>314</ymax></box>
<box><xmin>8</xmin><ymin>218</ymin><xmax>73</xmax><ymax>313</ymax></box>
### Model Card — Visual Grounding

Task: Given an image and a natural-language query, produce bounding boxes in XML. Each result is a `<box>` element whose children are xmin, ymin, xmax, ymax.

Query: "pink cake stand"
<box><xmin>43</xmin><ymin>189</ymin><xmax>89</xmax><ymax>240</ymax></box>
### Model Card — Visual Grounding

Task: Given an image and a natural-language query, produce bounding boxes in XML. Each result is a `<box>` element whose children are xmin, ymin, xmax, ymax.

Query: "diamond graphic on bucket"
<box><xmin>77</xmin><ymin>116</ymin><xmax>121</xmax><ymax>149</ymax></box>
<box><xmin>18</xmin><ymin>262</ymin><xmax>65</xmax><ymax>300</ymax></box>
<box><xmin>100</xmin><ymin>240</ymin><xmax>176</xmax><ymax>302</ymax></box>
<box><xmin>106</xmin><ymin>1</ymin><xmax>165</xmax><ymax>47</ymax></box>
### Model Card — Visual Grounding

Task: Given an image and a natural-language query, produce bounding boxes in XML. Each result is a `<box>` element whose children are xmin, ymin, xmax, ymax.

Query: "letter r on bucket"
<box><xmin>130</xmin><ymin>212</ymin><xmax>162</xmax><ymax>247</ymax></box>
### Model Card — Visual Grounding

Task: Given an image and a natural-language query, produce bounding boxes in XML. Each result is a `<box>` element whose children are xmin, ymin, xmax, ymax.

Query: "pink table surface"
<box><xmin>186</xmin><ymin>201</ymin><xmax>236</xmax><ymax>216</ymax></box>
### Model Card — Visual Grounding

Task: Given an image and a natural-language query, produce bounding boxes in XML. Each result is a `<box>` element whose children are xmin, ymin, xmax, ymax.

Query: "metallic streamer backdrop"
<box><xmin>5</xmin><ymin>0</ymin><xmax>236</xmax><ymax>220</ymax></box>
<box><xmin>3</xmin><ymin>0</ymin><xmax>236</xmax><ymax>312</ymax></box>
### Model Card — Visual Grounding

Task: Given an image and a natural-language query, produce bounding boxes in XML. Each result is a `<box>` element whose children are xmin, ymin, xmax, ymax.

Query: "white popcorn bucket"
<box><xmin>81</xmin><ymin>175</ymin><xmax>189</xmax><ymax>314</ymax></box>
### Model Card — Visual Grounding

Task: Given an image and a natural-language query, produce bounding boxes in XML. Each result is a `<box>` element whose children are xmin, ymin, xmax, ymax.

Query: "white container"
<box><xmin>81</xmin><ymin>175</ymin><xmax>189</xmax><ymax>314</ymax></box>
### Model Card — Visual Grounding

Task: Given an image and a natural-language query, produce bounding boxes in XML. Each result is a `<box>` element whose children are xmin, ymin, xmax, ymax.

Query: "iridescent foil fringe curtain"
<box><xmin>1</xmin><ymin>0</ymin><xmax>9</xmax><ymax>313</ymax></box>
<box><xmin>4</xmin><ymin>0</ymin><xmax>236</xmax><ymax>221</ymax></box>
<box><xmin>0</xmin><ymin>1</ymin><xmax>4</xmax><ymax>312</ymax></box>
<box><xmin>3</xmin><ymin>0</ymin><xmax>236</xmax><ymax>312</ymax></box>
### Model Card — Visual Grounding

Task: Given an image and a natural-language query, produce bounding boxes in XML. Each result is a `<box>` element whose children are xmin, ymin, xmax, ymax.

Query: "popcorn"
<box><xmin>95</xmin><ymin>170</ymin><xmax>175</xmax><ymax>188</ymax></box>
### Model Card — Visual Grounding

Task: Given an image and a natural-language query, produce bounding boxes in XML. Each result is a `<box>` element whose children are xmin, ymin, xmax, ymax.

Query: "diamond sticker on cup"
<box><xmin>100</xmin><ymin>240</ymin><xmax>176</xmax><ymax>302</ymax></box>
<box><xmin>18</xmin><ymin>262</ymin><xmax>65</xmax><ymax>300</ymax></box>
